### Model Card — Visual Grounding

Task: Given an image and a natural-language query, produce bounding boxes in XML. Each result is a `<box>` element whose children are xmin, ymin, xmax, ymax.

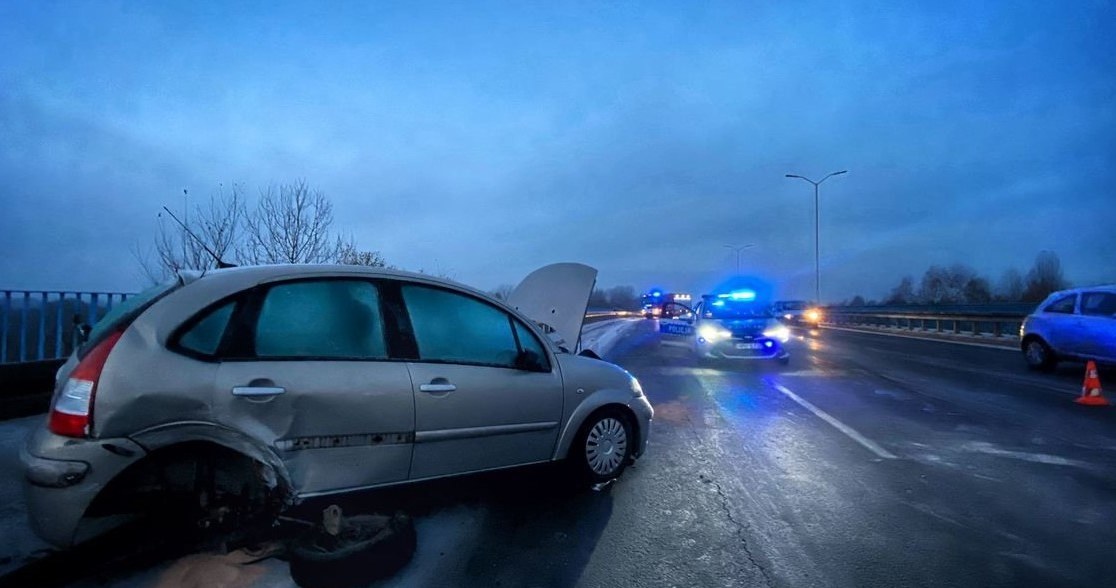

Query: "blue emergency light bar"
<box><xmin>715</xmin><ymin>290</ymin><xmax>756</xmax><ymax>301</ymax></box>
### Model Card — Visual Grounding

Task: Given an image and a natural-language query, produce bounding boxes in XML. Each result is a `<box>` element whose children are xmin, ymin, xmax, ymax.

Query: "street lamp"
<box><xmin>785</xmin><ymin>170</ymin><xmax>847</xmax><ymax>304</ymax></box>
<box><xmin>723</xmin><ymin>243</ymin><xmax>755</xmax><ymax>274</ymax></box>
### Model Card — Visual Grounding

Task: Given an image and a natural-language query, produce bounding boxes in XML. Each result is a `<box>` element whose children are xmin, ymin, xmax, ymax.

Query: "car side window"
<box><xmin>1044</xmin><ymin>294</ymin><xmax>1077</xmax><ymax>314</ymax></box>
<box><xmin>178</xmin><ymin>301</ymin><xmax>235</xmax><ymax>356</ymax></box>
<box><xmin>513</xmin><ymin>319</ymin><xmax>550</xmax><ymax>370</ymax></box>
<box><xmin>1081</xmin><ymin>292</ymin><xmax>1116</xmax><ymax>317</ymax></box>
<box><xmin>401</xmin><ymin>285</ymin><xmax>521</xmax><ymax>368</ymax></box>
<box><xmin>255</xmin><ymin>280</ymin><xmax>388</xmax><ymax>359</ymax></box>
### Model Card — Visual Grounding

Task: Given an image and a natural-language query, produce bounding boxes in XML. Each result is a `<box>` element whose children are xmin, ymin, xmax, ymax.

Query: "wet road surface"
<box><xmin>5</xmin><ymin>321</ymin><xmax>1116</xmax><ymax>587</ymax></box>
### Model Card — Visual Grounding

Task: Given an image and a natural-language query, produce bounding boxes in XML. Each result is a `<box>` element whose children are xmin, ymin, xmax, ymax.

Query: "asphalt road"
<box><xmin>7</xmin><ymin>321</ymin><xmax>1116</xmax><ymax>587</ymax></box>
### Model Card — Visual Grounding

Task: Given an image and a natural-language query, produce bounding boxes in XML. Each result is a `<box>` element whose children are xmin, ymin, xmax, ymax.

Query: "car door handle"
<box><xmin>419</xmin><ymin>383</ymin><xmax>457</xmax><ymax>393</ymax></box>
<box><xmin>232</xmin><ymin>386</ymin><xmax>286</xmax><ymax>397</ymax></box>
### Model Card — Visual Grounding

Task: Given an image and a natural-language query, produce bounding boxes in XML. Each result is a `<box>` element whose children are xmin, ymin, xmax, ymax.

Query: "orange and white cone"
<box><xmin>1075</xmin><ymin>361</ymin><xmax>1109</xmax><ymax>406</ymax></box>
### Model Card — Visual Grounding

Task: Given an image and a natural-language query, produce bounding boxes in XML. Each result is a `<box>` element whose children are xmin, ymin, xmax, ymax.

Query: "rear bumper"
<box><xmin>21</xmin><ymin>429</ymin><xmax>146</xmax><ymax>547</ymax></box>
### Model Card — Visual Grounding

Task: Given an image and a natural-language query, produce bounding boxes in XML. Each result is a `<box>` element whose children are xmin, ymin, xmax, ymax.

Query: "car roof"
<box><xmin>1050</xmin><ymin>284</ymin><xmax>1116</xmax><ymax>296</ymax></box>
<box><xmin>180</xmin><ymin>264</ymin><xmax>493</xmax><ymax>299</ymax></box>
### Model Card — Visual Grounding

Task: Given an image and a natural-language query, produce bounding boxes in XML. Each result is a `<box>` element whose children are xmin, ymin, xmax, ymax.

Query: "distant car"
<box><xmin>22</xmin><ymin>263</ymin><xmax>653</xmax><ymax>548</ymax></box>
<box><xmin>658</xmin><ymin>290</ymin><xmax>790</xmax><ymax>364</ymax></box>
<box><xmin>1020</xmin><ymin>285</ymin><xmax>1116</xmax><ymax>370</ymax></box>
<box><xmin>641</xmin><ymin>291</ymin><xmax>691</xmax><ymax>318</ymax></box>
<box><xmin>772</xmin><ymin>300</ymin><xmax>823</xmax><ymax>327</ymax></box>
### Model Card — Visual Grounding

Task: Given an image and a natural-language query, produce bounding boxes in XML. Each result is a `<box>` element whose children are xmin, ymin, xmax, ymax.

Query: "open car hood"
<box><xmin>507</xmin><ymin>262</ymin><xmax>598</xmax><ymax>350</ymax></box>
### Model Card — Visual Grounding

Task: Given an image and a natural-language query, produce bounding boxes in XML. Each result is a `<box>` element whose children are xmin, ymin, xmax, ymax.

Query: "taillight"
<box><xmin>49</xmin><ymin>330</ymin><xmax>124</xmax><ymax>437</ymax></box>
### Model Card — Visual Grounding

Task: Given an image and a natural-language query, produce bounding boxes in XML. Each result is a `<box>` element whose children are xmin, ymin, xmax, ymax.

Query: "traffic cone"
<box><xmin>1075</xmin><ymin>361</ymin><xmax>1109</xmax><ymax>406</ymax></box>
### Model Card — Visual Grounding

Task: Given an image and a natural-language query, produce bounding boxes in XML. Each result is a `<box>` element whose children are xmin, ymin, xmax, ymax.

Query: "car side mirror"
<box><xmin>515</xmin><ymin>350</ymin><xmax>547</xmax><ymax>372</ymax></box>
<box><xmin>578</xmin><ymin>348</ymin><xmax>602</xmax><ymax>360</ymax></box>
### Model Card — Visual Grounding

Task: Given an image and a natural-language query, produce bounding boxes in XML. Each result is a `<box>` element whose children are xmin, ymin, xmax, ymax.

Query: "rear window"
<box><xmin>1081</xmin><ymin>292</ymin><xmax>1116</xmax><ymax>317</ymax></box>
<box><xmin>81</xmin><ymin>280</ymin><xmax>180</xmax><ymax>357</ymax></box>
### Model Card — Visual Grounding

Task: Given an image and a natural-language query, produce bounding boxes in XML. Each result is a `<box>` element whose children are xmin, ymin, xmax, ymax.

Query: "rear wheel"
<box><xmin>1023</xmin><ymin>338</ymin><xmax>1056</xmax><ymax>371</ymax></box>
<box><xmin>572</xmin><ymin>409</ymin><xmax>633</xmax><ymax>484</ymax></box>
<box><xmin>87</xmin><ymin>444</ymin><xmax>286</xmax><ymax>546</ymax></box>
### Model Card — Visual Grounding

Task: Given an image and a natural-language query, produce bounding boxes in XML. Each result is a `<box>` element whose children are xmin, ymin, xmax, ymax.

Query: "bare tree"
<box><xmin>606</xmin><ymin>285</ymin><xmax>638</xmax><ymax>310</ymax></box>
<box><xmin>588</xmin><ymin>288</ymin><xmax>609</xmax><ymax>309</ymax></box>
<box><xmin>1024</xmin><ymin>250</ymin><xmax>1068</xmax><ymax>301</ymax></box>
<box><xmin>135</xmin><ymin>186</ymin><xmax>244</xmax><ymax>283</ymax></box>
<box><xmin>240</xmin><ymin>180</ymin><xmax>345</xmax><ymax>264</ymax></box>
<box><xmin>963</xmin><ymin>276</ymin><xmax>993</xmax><ymax>303</ymax></box>
<box><xmin>338</xmin><ymin>242</ymin><xmax>389</xmax><ymax>267</ymax></box>
<box><xmin>885</xmin><ymin>276</ymin><xmax>916</xmax><ymax>305</ymax></box>
<box><xmin>998</xmin><ymin>268</ymin><xmax>1025</xmax><ymax>301</ymax></box>
<box><xmin>918</xmin><ymin>263</ymin><xmax>976</xmax><ymax>304</ymax></box>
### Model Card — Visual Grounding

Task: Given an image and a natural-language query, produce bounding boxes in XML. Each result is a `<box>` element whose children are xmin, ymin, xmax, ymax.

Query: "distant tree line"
<box><xmin>589</xmin><ymin>286</ymin><xmax>639</xmax><ymax>310</ymax></box>
<box><xmin>135</xmin><ymin>180</ymin><xmax>387</xmax><ymax>283</ymax></box>
<box><xmin>840</xmin><ymin>251</ymin><xmax>1069</xmax><ymax>307</ymax></box>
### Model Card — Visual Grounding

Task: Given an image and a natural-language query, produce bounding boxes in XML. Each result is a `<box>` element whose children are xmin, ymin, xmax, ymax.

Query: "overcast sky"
<box><xmin>2</xmin><ymin>0</ymin><xmax>1113</xmax><ymax>301</ymax></box>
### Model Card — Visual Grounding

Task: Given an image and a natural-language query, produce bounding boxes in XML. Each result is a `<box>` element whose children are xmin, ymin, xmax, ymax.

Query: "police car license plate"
<box><xmin>736</xmin><ymin>342</ymin><xmax>761</xmax><ymax>350</ymax></box>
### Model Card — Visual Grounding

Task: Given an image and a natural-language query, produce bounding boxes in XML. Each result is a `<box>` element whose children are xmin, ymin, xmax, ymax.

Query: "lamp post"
<box><xmin>723</xmin><ymin>243</ymin><xmax>755</xmax><ymax>274</ymax></box>
<box><xmin>785</xmin><ymin>170</ymin><xmax>847</xmax><ymax>304</ymax></box>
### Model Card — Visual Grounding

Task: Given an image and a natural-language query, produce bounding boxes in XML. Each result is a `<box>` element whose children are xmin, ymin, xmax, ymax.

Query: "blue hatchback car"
<box><xmin>1020</xmin><ymin>286</ymin><xmax>1116</xmax><ymax>370</ymax></box>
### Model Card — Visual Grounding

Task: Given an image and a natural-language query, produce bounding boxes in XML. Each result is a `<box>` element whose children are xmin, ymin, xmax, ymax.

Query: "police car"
<box><xmin>658</xmin><ymin>289</ymin><xmax>791</xmax><ymax>364</ymax></box>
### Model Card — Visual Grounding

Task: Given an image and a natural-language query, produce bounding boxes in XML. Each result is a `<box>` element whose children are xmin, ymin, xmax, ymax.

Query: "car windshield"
<box><xmin>704</xmin><ymin>300</ymin><xmax>773</xmax><ymax>320</ymax></box>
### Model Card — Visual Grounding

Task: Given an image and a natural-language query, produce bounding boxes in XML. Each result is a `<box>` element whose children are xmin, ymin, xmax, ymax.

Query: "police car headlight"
<box><xmin>698</xmin><ymin>324</ymin><xmax>731</xmax><ymax>342</ymax></box>
<box><xmin>763</xmin><ymin>325</ymin><xmax>791</xmax><ymax>343</ymax></box>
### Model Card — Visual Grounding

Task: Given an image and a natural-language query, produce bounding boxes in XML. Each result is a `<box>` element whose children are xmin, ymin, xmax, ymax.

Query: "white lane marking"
<box><xmin>820</xmin><ymin>325</ymin><xmax>1018</xmax><ymax>351</ymax></box>
<box><xmin>650</xmin><ymin>367</ymin><xmax>723</xmax><ymax>376</ymax></box>
<box><xmin>960</xmin><ymin>441</ymin><xmax>1090</xmax><ymax>468</ymax></box>
<box><xmin>773</xmin><ymin>383</ymin><xmax>898</xmax><ymax>460</ymax></box>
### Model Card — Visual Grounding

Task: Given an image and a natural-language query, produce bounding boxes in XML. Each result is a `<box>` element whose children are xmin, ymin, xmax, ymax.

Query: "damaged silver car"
<box><xmin>21</xmin><ymin>263</ymin><xmax>653</xmax><ymax>547</ymax></box>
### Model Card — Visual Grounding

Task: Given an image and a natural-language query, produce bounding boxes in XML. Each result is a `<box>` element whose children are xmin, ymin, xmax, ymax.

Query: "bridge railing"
<box><xmin>823</xmin><ymin>305</ymin><xmax>1034</xmax><ymax>340</ymax></box>
<box><xmin>1</xmin><ymin>290</ymin><xmax>134</xmax><ymax>364</ymax></box>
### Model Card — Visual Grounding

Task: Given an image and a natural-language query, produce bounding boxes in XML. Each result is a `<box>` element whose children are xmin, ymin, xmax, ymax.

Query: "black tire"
<box><xmin>1023</xmin><ymin>337</ymin><xmax>1057</xmax><ymax>372</ymax></box>
<box><xmin>289</xmin><ymin>512</ymin><xmax>416</xmax><ymax>588</ymax></box>
<box><xmin>778</xmin><ymin>355</ymin><xmax>790</xmax><ymax>366</ymax></box>
<box><xmin>571</xmin><ymin>408</ymin><xmax>634</xmax><ymax>485</ymax></box>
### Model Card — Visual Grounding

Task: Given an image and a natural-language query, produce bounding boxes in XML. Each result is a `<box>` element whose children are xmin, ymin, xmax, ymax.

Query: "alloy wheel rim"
<box><xmin>585</xmin><ymin>417</ymin><xmax>628</xmax><ymax>475</ymax></box>
<box><xmin>1026</xmin><ymin>341</ymin><xmax>1045</xmax><ymax>364</ymax></box>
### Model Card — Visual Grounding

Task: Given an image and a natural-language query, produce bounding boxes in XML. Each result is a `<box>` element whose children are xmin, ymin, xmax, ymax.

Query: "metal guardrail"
<box><xmin>824</xmin><ymin>308</ymin><xmax>1030</xmax><ymax>340</ymax></box>
<box><xmin>1</xmin><ymin>290</ymin><xmax>133</xmax><ymax>364</ymax></box>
